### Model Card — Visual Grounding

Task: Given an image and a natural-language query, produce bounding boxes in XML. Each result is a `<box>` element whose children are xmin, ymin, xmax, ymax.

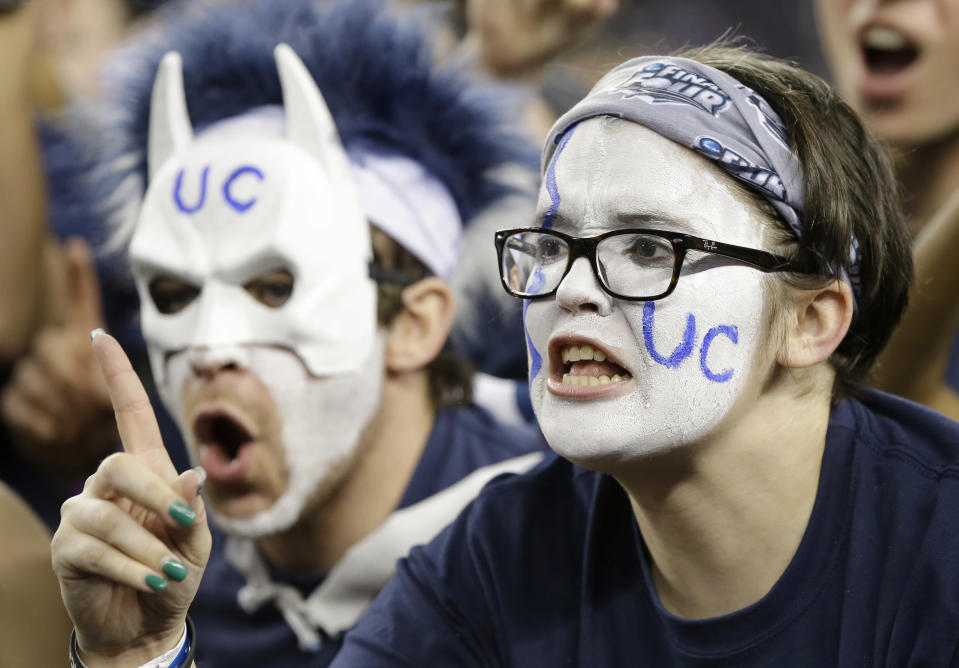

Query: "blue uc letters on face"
<box><xmin>643</xmin><ymin>301</ymin><xmax>739</xmax><ymax>383</ymax></box>
<box><xmin>173</xmin><ymin>164</ymin><xmax>266</xmax><ymax>214</ymax></box>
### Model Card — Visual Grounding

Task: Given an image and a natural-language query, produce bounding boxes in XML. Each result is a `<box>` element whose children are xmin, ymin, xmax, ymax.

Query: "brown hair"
<box><xmin>369</xmin><ymin>226</ymin><xmax>474</xmax><ymax>408</ymax></box>
<box><xmin>672</xmin><ymin>43</ymin><xmax>914</xmax><ymax>395</ymax></box>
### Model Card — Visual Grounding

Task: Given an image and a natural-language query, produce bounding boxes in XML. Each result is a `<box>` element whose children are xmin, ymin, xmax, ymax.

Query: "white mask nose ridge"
<box><xmin>188</xmin><ymin>282</ymin><xmax>259</xmax><ymax>351</ymax></box>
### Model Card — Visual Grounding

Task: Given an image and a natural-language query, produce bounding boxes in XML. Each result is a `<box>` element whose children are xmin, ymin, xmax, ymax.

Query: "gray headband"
<box><xmin>543</xmin><ymin>56</ymin><xmax>861</xmax><ymax>305</ymax></box>
<box><xmin>544</xmin><ymin>56</ymin><xmax>805</xmax><ymax>238</ymax></box>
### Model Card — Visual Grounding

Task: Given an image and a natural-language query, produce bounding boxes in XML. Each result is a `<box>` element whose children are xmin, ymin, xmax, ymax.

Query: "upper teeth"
<box><xmin>561</xmin><ymin>344</ymin><xmax>607</xmax><ymax>364</ymax></box>
<box><xmin>863</xmin><ymin>26</ymin><xmax>909</xmax><ymax>51</ymax></box>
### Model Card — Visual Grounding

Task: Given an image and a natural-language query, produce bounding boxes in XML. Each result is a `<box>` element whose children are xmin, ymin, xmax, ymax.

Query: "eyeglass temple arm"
<box><xmin>687</xmin><ymin>236</ymin><xmax>817</xmax><ymax>274</ymax></box>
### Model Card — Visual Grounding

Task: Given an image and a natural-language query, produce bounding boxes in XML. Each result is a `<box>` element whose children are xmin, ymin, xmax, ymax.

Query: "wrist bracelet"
<box><xmin>69</xmin><ymin>616</ymin><xmax>196</xmax><ymax>668</ymax></box>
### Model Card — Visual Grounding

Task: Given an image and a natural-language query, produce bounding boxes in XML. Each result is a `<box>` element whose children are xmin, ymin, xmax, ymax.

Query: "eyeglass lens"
<box><xmin>501</xmin><ymin>231</ymin><xmax>676</xmax><ymax>299</ymax></box>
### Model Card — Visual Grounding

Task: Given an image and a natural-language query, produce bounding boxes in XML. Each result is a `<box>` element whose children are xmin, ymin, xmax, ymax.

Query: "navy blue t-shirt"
<box><xmin>191</xmin><ymin>403</ymin><xmax>548</xmax><ymax>667</ymax></box>
<box><xmin>336</xmin><ymin>389</ymin><xmax>959</xmax><ymax>667</ymax></box>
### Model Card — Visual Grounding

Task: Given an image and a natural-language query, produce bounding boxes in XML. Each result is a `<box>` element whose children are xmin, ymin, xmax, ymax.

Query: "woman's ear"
<box><xmin>384</xmin><ymin>278</ymin><xmax>455</xmax><ymax>374</ymax></box>
<box><xmin>777</xmin><ymin>280</ymin><xmax>854</xmax><ymax>369</ymax></box>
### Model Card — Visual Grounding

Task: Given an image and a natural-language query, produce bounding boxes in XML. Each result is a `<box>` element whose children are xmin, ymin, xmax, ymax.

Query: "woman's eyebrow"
<box><xmin>532</xmin><ymin>210</ymin><xmax>573</xmax><ymax>230</ymax></box>
<box><xmin>531</xmin><ymin>211</ymin><xmax>699</xmax><ymax>235</ymax></box>
<box><xmin>615</xmin><ymin>211</ymin><xmax>697</xmax><ymax>234</ymax></box>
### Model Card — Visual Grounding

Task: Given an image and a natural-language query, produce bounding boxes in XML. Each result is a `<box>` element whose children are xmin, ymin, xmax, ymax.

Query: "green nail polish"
<box><xmin>168</xmin><ymin>500</ymin><xmax>196</xmax><ymax>527</ymax></box>
<box><xmin>161</xmin><ymin>558</ymin><xmax>188</xmax><ymax>582</ymax></box>
<box><xmin>145</xmin><ymin>574</ymin><xmax>167</xmax><ymax>592</ymax></box>
<box><xmin>89</xmin><ymin>328</ymin><xmax>105</xmax><ymax>341</ymax></box>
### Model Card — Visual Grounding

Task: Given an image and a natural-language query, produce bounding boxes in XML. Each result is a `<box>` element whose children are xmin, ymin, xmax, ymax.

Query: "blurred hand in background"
<box><xmin>2</xmin><ymin>237</ymin><xmax>117</xmax><ymax>478</ymax></box>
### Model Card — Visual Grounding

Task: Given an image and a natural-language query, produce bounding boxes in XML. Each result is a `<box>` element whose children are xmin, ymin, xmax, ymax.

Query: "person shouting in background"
<box><xmin>816</xmin><ymin>0</ymin><xmax>959</xmax><ymax>420</ymax></box>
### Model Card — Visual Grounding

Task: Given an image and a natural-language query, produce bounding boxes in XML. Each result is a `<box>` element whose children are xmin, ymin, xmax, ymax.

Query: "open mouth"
<box><xmin>552</xmin><ymin>341</ymin><xmax>632</xmax><ymax>387</ymax></box>
<box><xmin>193</xmin><ymin>409</ymin><xmax>256</xmax><ymax>469</ymax></box>
<box><xmin>861</xmin><ymin>25</ymin><xmax>918</xmax><ymax>77</ymax></box>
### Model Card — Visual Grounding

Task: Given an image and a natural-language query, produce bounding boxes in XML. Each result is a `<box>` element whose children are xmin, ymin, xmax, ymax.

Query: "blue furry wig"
<box><xmin>97</xmin><ymin>0</ymin><xmax>535</xmax><ymax>229</ymax></box>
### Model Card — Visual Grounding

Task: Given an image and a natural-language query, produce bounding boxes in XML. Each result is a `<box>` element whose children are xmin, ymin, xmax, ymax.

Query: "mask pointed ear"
<box><xmin>148</xmin><ymin>51</ymin><xmax>194</xmax><ymax>182</ymax></box>
<box><xmin>274</xmin><ymin>43</ymin><xmax>352</xmax><ymax>184</ymax></box>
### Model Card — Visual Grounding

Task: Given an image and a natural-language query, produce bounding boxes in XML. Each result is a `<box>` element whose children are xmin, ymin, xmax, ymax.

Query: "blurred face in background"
<box><xmin>815</xmin><ymin>0</ymin><xmax>959</xmax><ymax>149</ymax></box>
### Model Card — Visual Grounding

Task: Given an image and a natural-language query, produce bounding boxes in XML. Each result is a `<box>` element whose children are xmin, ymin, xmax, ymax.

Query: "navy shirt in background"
<box><xmin>336</xmin><ymin>389</ymin><xmax>959</xmax><ymax>667</ymax></box>
<box><xmin>192</xmin><ymin>404</ymin><xmax>548</xmax><ymax>667</ymax></box>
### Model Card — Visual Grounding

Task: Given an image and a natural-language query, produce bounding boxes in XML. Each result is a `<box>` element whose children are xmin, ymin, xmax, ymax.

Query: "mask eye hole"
<box><xmin>149</xmin><ymin>276</ymin><xmax>200</xmax><ymax>315</ymax></box>
<box><xmin>244</xmin><ymin>269</ymin><xmax>294</xmax><ymax>308</ymax></box>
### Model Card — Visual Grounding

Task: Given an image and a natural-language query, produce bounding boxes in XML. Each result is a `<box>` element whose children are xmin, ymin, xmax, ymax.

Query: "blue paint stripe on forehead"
<box><xmin>541</xmin><ymin>123</ymin><xmax>578</xmax><ymax>230</ymax></box>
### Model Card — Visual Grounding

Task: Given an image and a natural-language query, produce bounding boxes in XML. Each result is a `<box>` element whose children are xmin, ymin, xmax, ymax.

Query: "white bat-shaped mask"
<box><xmin>130</xmin><ymin>44</ymin><xmax>377</xmax><ymax>386</ymax></box>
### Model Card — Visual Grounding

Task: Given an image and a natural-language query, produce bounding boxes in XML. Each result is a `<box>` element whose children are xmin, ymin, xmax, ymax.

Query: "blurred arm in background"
<box><xmin>0</xmin><ymin>0</ymin><xmax>135</xmax><ymax>525</ymax></box>
<box><xmin>0</xmin><ymin>2</ymin><xmax>54</xmax><ymax>363</ymax></box>
<box><xmin>0</xmin><ymin>481</ymin><xmax>73</xmax><ymax>667</ymax></box>
<box><xmin>871</xmin><ymin>191</ymin><xmax>959</xmax><ymax>417</ymax></box>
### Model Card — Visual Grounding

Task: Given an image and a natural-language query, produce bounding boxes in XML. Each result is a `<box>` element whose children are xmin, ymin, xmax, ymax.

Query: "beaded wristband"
<box><xmin>69</xmin><ymin>616</ymin><xmax>196</xmax><ymax>668</ymax></box>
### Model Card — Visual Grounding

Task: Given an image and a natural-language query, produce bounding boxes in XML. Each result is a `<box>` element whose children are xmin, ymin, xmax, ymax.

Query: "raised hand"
<box><xmin>51</xmin><ymin>331</ymin><xmax>211</xmax><ymax>666</ymax></box>
<box><xmin>2</xmin><ymin>237</ymin><xmax>117</xmax><ymax>475</ymax></box>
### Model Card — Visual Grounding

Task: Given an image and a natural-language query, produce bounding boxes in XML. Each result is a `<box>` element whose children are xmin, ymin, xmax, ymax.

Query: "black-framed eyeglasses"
<box><xmin>494</xmin><ymin>227</ymin><xmax>818</xmax><ymax>301</ymax></box>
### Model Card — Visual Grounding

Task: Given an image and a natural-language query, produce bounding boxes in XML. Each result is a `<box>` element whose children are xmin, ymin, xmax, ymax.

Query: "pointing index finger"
<box><xmin>91</xmin><ymin>330</ymin><xmax>178</xmax><ymax>481</ymax></box>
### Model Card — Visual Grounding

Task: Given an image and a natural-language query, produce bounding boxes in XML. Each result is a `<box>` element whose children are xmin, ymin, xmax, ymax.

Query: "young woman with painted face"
<box><xmin>816</xmin><ymin>0</ymin><xmax>959</xmax><ymax>422</ymax></box>
<box><xmin>327</xmin><ymin>47</ymin><xmax>959</xmax><ymax>666</ymax></box>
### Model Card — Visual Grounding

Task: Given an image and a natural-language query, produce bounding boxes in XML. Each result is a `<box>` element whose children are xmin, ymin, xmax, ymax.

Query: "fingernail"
<box><xmin>161</xmin><ymin>557</ymin><xmax>188</xmax><ymax>582</ymax></box>
<box><xmin>193</xmin><ymin>466</ymin><xmax>207</xmax><ymax>495</ymax></box>
<box><xmin>145</xmin><ymin>573</ymin><xmax>168</xmax><ymax>592</ymax></box>
<box><xmin>168</xmin><ymin>500</ymin><xmax>196</xmax><ymax>527</ymax></box>
<box><xmin>89</xmin><ymin>328</ymin><xmax>106</xmax><ymax>341</ymax></box>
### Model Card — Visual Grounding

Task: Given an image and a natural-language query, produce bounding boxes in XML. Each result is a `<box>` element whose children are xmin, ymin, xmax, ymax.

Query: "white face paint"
<box><xmin>162</xmin><ymin>340</ymin><xmax>385</xmax><ymax>538</ymax></box>
<box><xmin>129</xmin><ymin>47</ymin><xmax>383</xmax><ymax>536</ymax></box>
<box><xmin>526</xmin><ymin>117</ymin><xmax>774</xmax><ymax>467</ymax></box>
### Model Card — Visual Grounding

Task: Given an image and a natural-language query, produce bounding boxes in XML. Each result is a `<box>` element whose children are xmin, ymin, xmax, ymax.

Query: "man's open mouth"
<box><xmin>556</xmin><ymin>343</ymin><xmax>632</xmax><ymax>386</ymax></box>
<box><xmin>861</xmin><ymin>25</ymin><xmax>919</xmax><ymax>77</ymax></box>
<box><xmin>193</xmin><ymin>410</ymin><xmax>256</xmax><ymax>462</ymax></box>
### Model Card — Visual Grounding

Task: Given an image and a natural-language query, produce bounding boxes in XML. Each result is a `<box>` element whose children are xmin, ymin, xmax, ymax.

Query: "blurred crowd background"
<box><xmin>1</xmin><ymin>0</ymin><xmax>949</xmax><ymax>664</ymax></box>
<box><xmin>21</xmin><ymin>0</ymin><xmax>832</xmax><ymax>126</ymax></box>
<box><xmin>534</xmin><ymin>0</ymin><xmax>827</xmax><ymax>116</ymax></box>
